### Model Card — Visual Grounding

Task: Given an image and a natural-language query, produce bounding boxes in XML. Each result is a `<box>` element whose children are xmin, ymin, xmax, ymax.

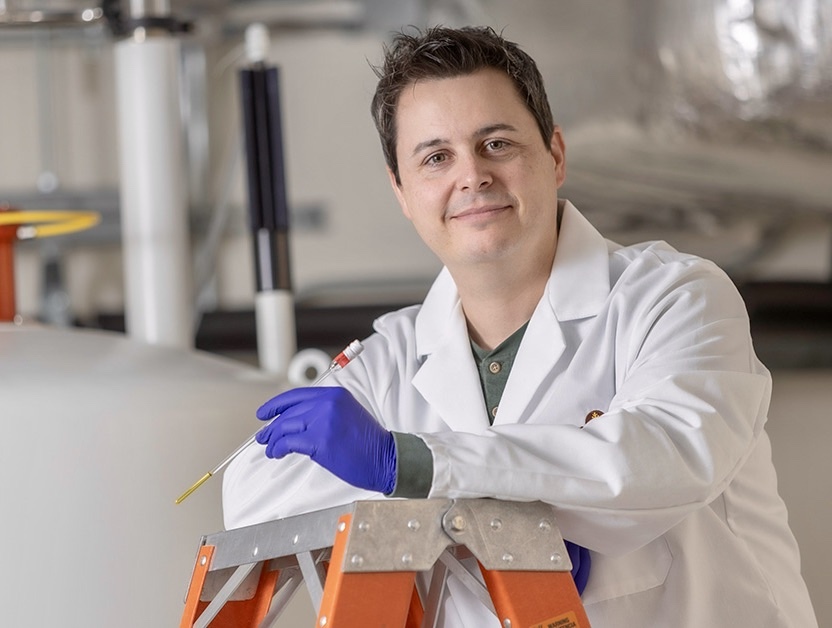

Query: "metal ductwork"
<box><xmin>550</xmin><ymin>0</ymin><xmax>832</xmax><ymax>274</ymax></box>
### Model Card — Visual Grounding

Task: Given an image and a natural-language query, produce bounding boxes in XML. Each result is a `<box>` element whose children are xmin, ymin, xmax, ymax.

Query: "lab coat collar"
<box><xmin>411</xmin><ymin>200</ymin><xmax>611</xmax><ymax>431</ymax></box>
<box><xmin>495</xmin><ymin>200</ymin><xmax>611</xmax><ymax>424</ymax></box>
<box><xmin>412</xmin><ymin>269</ymin><xmax>490</xmax><ymax>432</ymax></box>
<box><xmin>414</xmin><ymin>266</ymin><xmax>459</xmax><ymax>356</ymax></box>
<box><xmin>547</xmin><ymin>199</ymin><xmax>611</xmax><ymax>321</ymax></box>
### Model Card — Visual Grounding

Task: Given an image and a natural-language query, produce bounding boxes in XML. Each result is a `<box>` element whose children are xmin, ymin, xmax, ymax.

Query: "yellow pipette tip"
<box><xmin>175</xmin><ymin>472</ymin><xmax>213</xmax><ymax>505</ymax></box>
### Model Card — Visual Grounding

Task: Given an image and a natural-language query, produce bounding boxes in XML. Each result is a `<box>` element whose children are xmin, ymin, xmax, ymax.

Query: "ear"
<box><xmin>549</xmin><ymin>125</ymin><xmax>567</xmax><ymax>188</ymax></box>
<box><xmin>387</xmin><ymin>167</ymin><xmax>413</xmax><ymax>221</ymax></box>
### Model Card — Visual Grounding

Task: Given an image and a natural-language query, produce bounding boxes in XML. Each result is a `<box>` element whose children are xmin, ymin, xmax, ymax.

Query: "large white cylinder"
<box><xmin>0</xmin><ymin>324</ymin><xmax>303</xmax><ymax>625</ymax></box>
<box><xmin>115</xmin><ymin>35</ymin><xmax>193</xmax><ymax>349</ymax></box>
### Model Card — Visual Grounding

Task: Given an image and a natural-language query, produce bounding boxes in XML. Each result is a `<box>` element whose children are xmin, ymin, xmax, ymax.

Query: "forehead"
<box><xmin>394</xmin><ymin>69</ymin><xmax>536</xmax><ymax>147</ymax></box>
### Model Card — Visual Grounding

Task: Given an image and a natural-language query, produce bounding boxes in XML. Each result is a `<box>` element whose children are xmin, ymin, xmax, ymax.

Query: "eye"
<box><xmin>424</xmin><ymin>152</ymin><xmax>447</xmax><ymax>166</ymax></box>
<box><xmin>484</xmin><ymin>139</ymin><xmax>507</xmax><ymax>152</ymax></box>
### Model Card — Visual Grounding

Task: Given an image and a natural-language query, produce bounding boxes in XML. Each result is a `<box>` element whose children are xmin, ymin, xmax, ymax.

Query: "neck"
<box><xmin>453</xmin><ymin>252</ymin><xmax>554</xmax><ymax>350</ymax></box>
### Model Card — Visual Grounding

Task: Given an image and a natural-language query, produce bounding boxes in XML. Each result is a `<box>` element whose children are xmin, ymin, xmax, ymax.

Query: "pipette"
<box><xmin>175</xmin><ymin>339</ymin><xmax>364</xmax><ymax>504</ymax></box>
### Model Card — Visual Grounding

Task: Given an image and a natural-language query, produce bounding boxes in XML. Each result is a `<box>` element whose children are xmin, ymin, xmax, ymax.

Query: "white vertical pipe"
<box><xmin>129</xmin><ymin>0</ymin><xmax>170</xmax><ymax>19</ymax></box>
<box><xmin>115</xmin><ymin>35</ymin><xmax>193</xmax><ymax>349</ymax></box>
<box><xmin>255</xmin><ymin>290</ymin><xmax>296</xmax><ymax>376</ymax></box>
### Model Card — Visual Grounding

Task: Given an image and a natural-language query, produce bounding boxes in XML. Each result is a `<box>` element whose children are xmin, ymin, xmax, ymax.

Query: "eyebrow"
<box><xmin>410</xmin><ymin>123</ymin><xmax>520</xmax><ymax>157</ymax></box>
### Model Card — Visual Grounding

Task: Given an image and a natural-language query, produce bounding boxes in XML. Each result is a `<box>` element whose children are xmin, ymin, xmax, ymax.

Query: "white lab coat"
<box><xmin>224</xmin><ymin>201</ymin><xmax>817</xmax><ymax>627</ymax></box>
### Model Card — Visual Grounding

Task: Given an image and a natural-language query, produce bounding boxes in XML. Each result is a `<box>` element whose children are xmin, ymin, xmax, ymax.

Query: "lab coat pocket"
<box><xmin>580</xmin><ymin>536</ymin><xmax>673</xmax><ymax>605</ymax></box>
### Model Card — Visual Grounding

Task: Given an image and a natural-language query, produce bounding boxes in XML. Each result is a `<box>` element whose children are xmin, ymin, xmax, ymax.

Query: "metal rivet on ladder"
<box><xmin>200</xmin><ymin>556</ymin><xmax>207</xmax><ymax>566</ymax></box>
<box><xmin>337</xmin><ymin>522</ymin><xmax>346</xmax><ymax>532</ymax></box>
<box><xmin>358</xmin><ymin>520</ymin><xmax>370</xmax><ymax>532</ymax></box>
<box><xmin>551</xmin><ymin>552</ymin><xmax>563</xmax><ymax>564</ymax></box>
<box><xmin>502</xmin><ymin>619</ymin><xmax>512</xmax><ymax>628</ymax></box>
<box><xmin>407</xmin><ymin>519</ymin><xmax>421</xmax><ymax>531</ymax></box>
<box><xmin>319</xmin><ymin>616</ymin><xmax>327</xmax><ymax>626</ymax></box>
<box><xmin>350</xmin><ymin>554</ymin><xmax>364</xmax><ymax>567</ymax></box>
<box><xmin>502</xmin><ymin>553</ymin><xmax>514</xmax><ymax>564</ymax></box>
<box><xmin>252</xmin><ymin>546</ymin><xmax>259</xmax><ymax>557</ymax></box>
<box><xmin>539</xmin><ymin>519</ymin><xmax>552</xmax><ymax>531</ymax></box>
<box><xmin>401</xmin><ymin>553</ymin><xmax>413</xmax><ymax>566</ymax></box>
<box><xmin>490</xmin><ymin>518</ymin><xmax>502</xmax><ymax>531</ymax></box>
<box><xmin>450</xmin><ymin>515</ymin><xmax>466</xmax><ymax>531</ymax></box>
<box><xmin>292</xmin><ymin>534</ymin><xmax>299</xmax><ymax>544</ymax></box>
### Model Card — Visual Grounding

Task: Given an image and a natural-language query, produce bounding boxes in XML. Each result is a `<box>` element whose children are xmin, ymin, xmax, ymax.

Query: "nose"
<box><xmin>457</xmin><ymin>153</ymin><xmax>492</xmax><ymax>192</ymax></box>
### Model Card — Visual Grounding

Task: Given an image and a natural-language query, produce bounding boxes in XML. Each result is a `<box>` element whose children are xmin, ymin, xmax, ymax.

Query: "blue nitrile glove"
<box><xmin>566</xmin><ymin>540</ymin><xmax>591</xmax><ymax>595</ymax></box>
<box><xmin>255</xmin><ymin>386</ymin><xmax>397</xmax><ymax>494</ymax></box>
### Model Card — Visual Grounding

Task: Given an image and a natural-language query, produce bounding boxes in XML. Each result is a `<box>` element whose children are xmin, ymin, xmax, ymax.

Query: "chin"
<box><xmin>460</xmin><ymin>247</ymin><xmax>513</xmax><ymax>266</ymax></box>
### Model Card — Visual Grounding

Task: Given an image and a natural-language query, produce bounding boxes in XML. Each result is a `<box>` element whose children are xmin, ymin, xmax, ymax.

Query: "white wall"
<box><xmin>0</xmin><ymin>35</ymin><xmax>118</xmax><ymax>190</ymax></box>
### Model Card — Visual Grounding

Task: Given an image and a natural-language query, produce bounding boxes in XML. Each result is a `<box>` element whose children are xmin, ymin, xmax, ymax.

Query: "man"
<box><xmin>223</xmin><ymin>26</ymin><xmax>817</xmax><ymax>627</ymax></box>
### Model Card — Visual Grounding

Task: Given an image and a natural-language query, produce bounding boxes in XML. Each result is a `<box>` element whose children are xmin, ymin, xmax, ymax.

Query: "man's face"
<box><xmin>389</xmin><ymin>68</ymin><xmax>566</xmax><ymax>272</ymax></box>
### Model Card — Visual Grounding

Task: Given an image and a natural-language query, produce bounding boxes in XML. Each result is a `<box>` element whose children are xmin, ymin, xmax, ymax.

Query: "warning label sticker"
<box><xmin>529</xmin><ymin>610</ymin><xmax>580</xmax><ymax>628</ymax></box>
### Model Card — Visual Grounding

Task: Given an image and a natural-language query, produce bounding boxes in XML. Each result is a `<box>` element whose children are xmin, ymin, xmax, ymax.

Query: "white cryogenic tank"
<box><xmin>0</xmin><ymin>323</ymin><xmax>286</xmax><ymax>625</ymax></box>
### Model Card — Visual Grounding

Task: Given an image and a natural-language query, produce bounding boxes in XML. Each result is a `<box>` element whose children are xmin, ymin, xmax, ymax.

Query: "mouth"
<box><xmin>451</xmin><ymin>204</ymin><xmax>511</xmax><ymax>220</ymax></box>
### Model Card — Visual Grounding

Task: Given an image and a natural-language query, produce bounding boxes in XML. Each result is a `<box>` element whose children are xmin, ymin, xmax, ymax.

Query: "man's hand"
<box><xmin>567</xmin><ymin>541</ymin><xmax>592</xmax><ymax>595</ymax></box>
<box><xmin>255</xmin><ymin>386</ymin><xmax>397</xmax><ymax>494</ymax></box>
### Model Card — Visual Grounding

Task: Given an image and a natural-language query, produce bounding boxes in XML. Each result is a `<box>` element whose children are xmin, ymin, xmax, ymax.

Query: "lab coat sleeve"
<box><xmin>222</xmin><ymin>448</ymin><xmax>379</xmax><ymax>530</ymax></box>
<box><xmin>221</xmin><ymin>352</ymin><xmax>391</xmax><ymax>530</ymax></box>
<box><xmin>418</xmin><ymin>258</ymin><xmax>771</xmax><ymax>556</ymax></box>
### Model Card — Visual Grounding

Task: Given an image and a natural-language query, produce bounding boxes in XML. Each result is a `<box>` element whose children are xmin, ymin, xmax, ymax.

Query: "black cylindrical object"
<box><xmin>239</xmin><ymin>64</ymin><xmax>292</xmax><ymax>292</ymax></box>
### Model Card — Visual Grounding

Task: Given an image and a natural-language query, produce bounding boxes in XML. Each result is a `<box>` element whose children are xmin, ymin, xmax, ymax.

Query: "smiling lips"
<box><xmin>450</xmin><ymin>204</ymin><xmax>511</xmax><ymax>220</ymax></box>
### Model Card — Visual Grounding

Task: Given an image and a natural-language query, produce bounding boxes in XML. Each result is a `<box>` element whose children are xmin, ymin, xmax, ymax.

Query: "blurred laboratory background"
<box><xmin>1</xmin><ymin>0</ymin><xmax>830</xmax><ymax>625</ymax></box>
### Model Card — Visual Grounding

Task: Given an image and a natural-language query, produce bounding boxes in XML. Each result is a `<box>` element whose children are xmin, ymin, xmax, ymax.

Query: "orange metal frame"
<box><xmin>180</xmin><ymin>544</ymin><xmax>279</xmax><ymax>628</ymax></box>
<box><xmin>481</xmin><ymin>566</ymin><xmax>590</xmax><ymax>628</ymax></box>
<box><xmin>316</xmin><ymin>513</ymin><xmax>417</xmax><ymax>627</ymax></box>
<box><xmin>180</xmin><ymin>513</ymin><xmax>590</xmax><ymax>628</ymax></box>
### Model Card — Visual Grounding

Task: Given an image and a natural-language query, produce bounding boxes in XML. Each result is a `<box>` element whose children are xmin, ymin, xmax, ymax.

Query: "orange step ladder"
<box><xmin>180</xmin><ymin>498</ymin><xmax>591</xmax><ymax>628</ymax></box>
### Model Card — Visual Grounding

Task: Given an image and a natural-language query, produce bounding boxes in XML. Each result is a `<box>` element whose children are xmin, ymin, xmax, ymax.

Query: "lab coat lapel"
<box><xmin>411</xmin><ymin>269</ymin><xmax>490</xmax><ymax>433</ymax></box>
<box><xmin>493</xmin><ymin>297</ymin><xmax>565</xmax><ymax>425</ymax></box>
<box><xmin>494</xmin><ymin>201</ymin><xmax>612</xmax><ymax>426</ymax></box>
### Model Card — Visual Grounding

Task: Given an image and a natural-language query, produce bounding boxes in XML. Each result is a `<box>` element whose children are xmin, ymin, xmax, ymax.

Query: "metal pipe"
<box><xmin>128</xmin><ymin>0</ymin><xmax>170</xmax><ymax>20</ymax></box>
<box><xmin>0</xmin><ymin>2</ymin><xmax>103</xmax><ymax>28</ymax></box>
<box><xmin>0</xmin><ymin>208</ymin><xmax>16</xmax><ymax>322</ymax></box>
<box><xmin>115</xmin><ymin>35</ymin><xmax>194</xmax><ymax>348</ymax></box>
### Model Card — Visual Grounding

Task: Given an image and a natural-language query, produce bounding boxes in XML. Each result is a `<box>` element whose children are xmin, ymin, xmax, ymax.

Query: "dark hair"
<box><xmin>371</xmin><ymin>25</ymin><xmax>554</xmax><ymax>184</ymax></box>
